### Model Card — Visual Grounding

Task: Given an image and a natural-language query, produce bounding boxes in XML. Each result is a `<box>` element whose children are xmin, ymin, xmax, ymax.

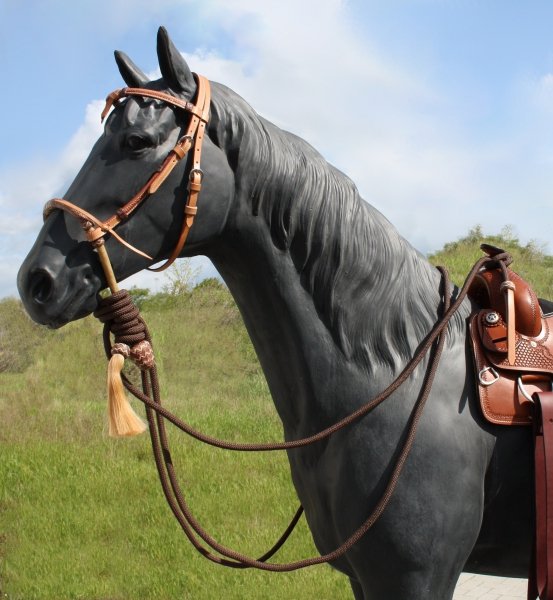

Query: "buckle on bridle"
<box><xmin>189</xmin><ymin>168</ymin><xmax>204</xmax><ymax>182</ymax></box>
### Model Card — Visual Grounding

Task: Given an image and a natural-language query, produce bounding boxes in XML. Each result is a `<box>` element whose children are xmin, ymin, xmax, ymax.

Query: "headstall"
<box><xmin>42</xmin><ymin>73</ymin><xmax>211</xmax><ymax>278</ymax></box>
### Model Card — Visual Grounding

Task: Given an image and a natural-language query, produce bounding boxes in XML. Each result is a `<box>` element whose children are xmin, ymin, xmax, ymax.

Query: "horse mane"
<box><xmin>208</xmin><ymin>82</ymin><xmax>467</xmax><ymax>374</ymax></box>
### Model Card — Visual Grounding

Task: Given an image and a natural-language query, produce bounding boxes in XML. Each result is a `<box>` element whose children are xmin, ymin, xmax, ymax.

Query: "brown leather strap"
<box><xmin>530</xmin><ymin>391</ymin><xmax>553</xmax><ymax>600</ymax></box>
<box><xmin>43</xmin><ymin>198</ymin><xmax>153</xmax><ymax>259</ymax></box>
<box><xmin>100</xmin><ymin>87</ymin><xmax>206</xmax><ymax>123</ymax></box>
<box><xmin>502</xmin><ymin>280</ymin><xmax>517</xmax><ymax>365</ymax></box>
<box><xmin>148</xmin><ymin>76</ymin><xmax>211</xmax><ymax>272</ymax></box>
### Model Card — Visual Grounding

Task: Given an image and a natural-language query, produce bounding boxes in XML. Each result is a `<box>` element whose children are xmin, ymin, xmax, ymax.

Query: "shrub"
<box><xmin>429</xmin><ymin>225</ymin><xmax>553</xmax><ymax>299</ymax></box>
<box><xmin>0</xmin><ymin>298</ymin><xmax>50</xmax><ymax>372</ymax></box>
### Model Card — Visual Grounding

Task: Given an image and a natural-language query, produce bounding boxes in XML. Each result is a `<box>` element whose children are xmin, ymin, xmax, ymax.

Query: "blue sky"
<box><xmin>2</xmin><ymin>0</ymin><xmax>553</xmax><ymax>297</ymax></box>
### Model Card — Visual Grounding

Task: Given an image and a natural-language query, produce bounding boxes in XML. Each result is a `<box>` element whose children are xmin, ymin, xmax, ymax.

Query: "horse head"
<box><xmin>18</xmin><ymin>27</ymin><xmax>234</xmax><ymax>328</ymax></box>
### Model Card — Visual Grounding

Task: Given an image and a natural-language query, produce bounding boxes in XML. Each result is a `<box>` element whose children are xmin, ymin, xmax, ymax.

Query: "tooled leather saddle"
<box><xmin>469</xmin><ymin>244</ymin><xmax>553</xmax><ymax>426</ymax></box>
<box><xmin>467</xmin><ymin>244</ymin><xmax>553</xmax><ymax>600</ymax></box>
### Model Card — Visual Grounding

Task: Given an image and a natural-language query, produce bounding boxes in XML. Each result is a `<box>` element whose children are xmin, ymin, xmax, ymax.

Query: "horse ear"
<box><xmin>157</xmin><ymin>26</ymin><xmax>196</xmax><ymax>95</ymax></box>
<box><xmin>114</xmin><ymin>51</ymin><xmax>149</xmax><ymax>88</ymax></box>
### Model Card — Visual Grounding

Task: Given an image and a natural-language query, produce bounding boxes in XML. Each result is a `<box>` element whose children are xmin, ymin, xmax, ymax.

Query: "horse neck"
<box><xmin>208</xmin><ymin>109</ymin><xmax>448</xmax><ymax>438</ymax></box>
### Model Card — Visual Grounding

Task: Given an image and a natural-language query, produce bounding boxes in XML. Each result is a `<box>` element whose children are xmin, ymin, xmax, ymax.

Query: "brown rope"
<box><xmin>96</xmin><ymin>253</ymin><xmax>499</xmax><ymax>453</ymax></box>
<box><xmin>93</xmin><ymin>253</ymin><xmax>511</xmax><ymax>570</ymax></box>
<box><xmin>144</xmin><ymin>268</ymin><xmax>448</xmax><ymax>571</ymax></box>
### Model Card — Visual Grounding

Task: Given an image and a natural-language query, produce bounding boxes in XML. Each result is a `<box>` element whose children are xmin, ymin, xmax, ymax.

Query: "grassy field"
<box><xmin>0</xmin><ymin>283</ymin><xmax>349</xmax><ymax>600</ymax></box>
<box><xmin>1</xmin><ymin>228</ymin><xmax>552</xmax><ymax>599</ymax></box>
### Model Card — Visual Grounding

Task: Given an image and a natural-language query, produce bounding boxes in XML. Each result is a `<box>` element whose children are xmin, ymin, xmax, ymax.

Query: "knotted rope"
<box><xmin>90</xmin><ymin>248</ymin><xmax>515</xmax><ymax>570</ymax></box>
<box><xmin>90</xmin><ymin>266</ymin><xmax>453</xmax><ymax>570</ymax></box>
<box><xmin>94</xmin><ymin>290</ymin><xmax>155</xmax><ymax>368</ymax></box>
<box><xmin>94</xmin><ymin>290</ymin><xmax>154</xmax><ymax>436</ymax></box>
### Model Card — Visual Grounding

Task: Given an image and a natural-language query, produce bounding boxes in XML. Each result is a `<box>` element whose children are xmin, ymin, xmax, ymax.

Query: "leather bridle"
<box><xmin>42</xmin><ymin>73</ymin><xmax>211</xmax><ymax>278</ymax></box>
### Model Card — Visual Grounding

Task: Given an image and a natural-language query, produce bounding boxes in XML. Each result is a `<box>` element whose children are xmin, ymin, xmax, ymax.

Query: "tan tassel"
<box><xmin>90</xmin><ymin>241</ymin><xmax>146</xmax><ymax>436</ymax></box>
<box><xmin>107</xmin><ymin>345</ymin><xmax>147</xmax><ymax>437</ymax></box>
<box><xmin>501</xmin><ymin>280</ymin><xmax>517</xmax><ymax>366</ymax></box>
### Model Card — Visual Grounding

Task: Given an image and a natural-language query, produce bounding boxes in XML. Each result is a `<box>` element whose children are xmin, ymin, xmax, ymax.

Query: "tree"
<box><xmin>161</xmin><ymin>259</ymin><xmax>201</xmax><ymax>296</ymax></box>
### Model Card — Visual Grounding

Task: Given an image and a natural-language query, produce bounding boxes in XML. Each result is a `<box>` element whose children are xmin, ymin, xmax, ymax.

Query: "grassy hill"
<box><xmin>429</xmin><ymin>225</ymin><xmax>553</xmax><ymax>299</ymax></box>
<box><xmin>1</xmin><ymin>228</ymin><xmax>551</xmax><ymax>599</ymax></box>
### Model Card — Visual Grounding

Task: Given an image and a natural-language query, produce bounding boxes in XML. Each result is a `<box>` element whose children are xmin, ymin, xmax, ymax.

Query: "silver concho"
<box><xmin>484</xmin><ymin>311</ymin><xmax>500</xmax><ymax>325</ymax></box>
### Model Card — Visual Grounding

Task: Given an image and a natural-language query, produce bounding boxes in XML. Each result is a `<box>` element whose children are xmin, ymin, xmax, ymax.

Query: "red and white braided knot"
<box><xmin>129</xmin><ymin>340</ymin><xmax>155</xmax><ymax>370</ymax></box>
<box><xmin>111</xmin><ymin>340</ymin><xmax>154</xmax><ymax>370</ymax></box>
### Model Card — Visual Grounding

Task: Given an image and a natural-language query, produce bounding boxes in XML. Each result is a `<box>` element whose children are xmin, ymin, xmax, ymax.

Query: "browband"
<box><xmin>100</xmin><ymin>86</ymin><xmax>209</xmax><ymax>123</ymax></box>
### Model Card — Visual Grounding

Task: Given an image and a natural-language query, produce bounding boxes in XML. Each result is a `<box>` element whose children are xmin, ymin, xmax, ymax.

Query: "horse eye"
<box><xmin>125</xmin><ymin>134</ymin><xmax>152</xmax><ymax>153</ymax></box>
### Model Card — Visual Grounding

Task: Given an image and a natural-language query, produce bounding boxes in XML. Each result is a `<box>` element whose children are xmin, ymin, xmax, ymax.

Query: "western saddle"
<box><xmin>468</xmin><ymin>244</ymin><xmax>553</xmax><ymax>600</ymax></box>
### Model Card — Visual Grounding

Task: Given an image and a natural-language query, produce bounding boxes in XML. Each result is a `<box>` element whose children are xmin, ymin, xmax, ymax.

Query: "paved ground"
<box><xmin>453</xmin><ymin>574</ymin><xmax>527</xmax><ymax>599</ymax></box>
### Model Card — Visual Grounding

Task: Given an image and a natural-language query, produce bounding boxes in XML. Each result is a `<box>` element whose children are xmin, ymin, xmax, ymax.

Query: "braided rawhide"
<box><xmin>94</xmin><ymin>290</ymin><xmax>154</xmax><ymax>436</ymax></box>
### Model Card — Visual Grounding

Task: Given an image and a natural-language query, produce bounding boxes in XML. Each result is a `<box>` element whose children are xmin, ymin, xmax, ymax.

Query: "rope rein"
<box><xmin>90</xmin><ymin>253</ymin><xmax>512</xmax><ymax>570</ymax></box>
<box><xmin>41</xmin><ymin>71</ymin><xmax>518</xmax><ymax>570</ymax></box>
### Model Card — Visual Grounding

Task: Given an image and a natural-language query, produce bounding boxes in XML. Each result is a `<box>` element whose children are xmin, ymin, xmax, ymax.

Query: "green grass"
<box><xmin>0</xmin><ymin>285</ymin><xmax>349</xmax><ymax>600</ymax></box>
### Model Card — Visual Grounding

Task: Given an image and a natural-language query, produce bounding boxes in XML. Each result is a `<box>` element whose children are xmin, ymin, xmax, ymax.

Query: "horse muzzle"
<box><xmin>17</xmin><ymin>243</ymin><xmax>102</xmax><ymax>328</ymax></box>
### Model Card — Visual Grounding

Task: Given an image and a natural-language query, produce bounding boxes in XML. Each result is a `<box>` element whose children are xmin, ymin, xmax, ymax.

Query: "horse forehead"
<box><xmin>122</xmin><ymin>97</ymin><xmax>176</xmax><ymax>130</ymax></box>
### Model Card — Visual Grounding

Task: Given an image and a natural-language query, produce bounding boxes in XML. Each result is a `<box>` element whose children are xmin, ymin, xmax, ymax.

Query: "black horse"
<box><xmin>17</xmin><ymin>28</ymin><xmax>533</xmax><ymax>599</ymax></box>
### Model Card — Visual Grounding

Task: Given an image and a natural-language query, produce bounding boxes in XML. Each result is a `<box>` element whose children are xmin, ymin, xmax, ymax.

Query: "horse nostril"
<box><xmin>30</xmin><ymin>269</ymin><xmax>54</xmax><ymax>305</ymax></box>
<box><xmin>82</xmin><ymin>265</ymin><xmax>93</xmax><ymax>284</ymax></box>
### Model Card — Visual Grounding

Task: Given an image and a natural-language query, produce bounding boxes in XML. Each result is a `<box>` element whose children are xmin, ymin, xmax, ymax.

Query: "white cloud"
<box><xmin>186</xmin><ymin>0</ymin><xmax>553</xmax><ymax>253</ymax></box>
<box><xmin>0</xmin><ymin>99</ymin><xmax>103</xmax><ymax>213</ymax></box>
<box><xmin>178</xmin><ymin>1</ymin><xmax>493</xmax><ymax>248</ymax></box>
<box><xmin>61</xmin><ymin>101</ymin><xmax>105</xmax><ymax>173</ymax></box>
<box><xmin>0</xmin><ymin>100</ymin><xmax>104</xmax><ymax>297</ymax></box>
<box><xmin>535</xmin><ymin>73</ymin><xmax>553</xmax><ymax>109</ymax></box>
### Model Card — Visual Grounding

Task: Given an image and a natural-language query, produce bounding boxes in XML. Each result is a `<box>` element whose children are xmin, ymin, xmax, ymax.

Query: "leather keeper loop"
<box><xmin>173</xmin><ymin>145</ymin><xmax>187</xmax><ymax>160</ymax></box>
<box><xmin>188</xmin><ymin>180</ymin><xmax>202</xmax><ymax>193</ymax></box>
<box><xmin>184</xmin><ymin>205</ymin><xmax>198</xmax><ymax>216</ymax></box>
